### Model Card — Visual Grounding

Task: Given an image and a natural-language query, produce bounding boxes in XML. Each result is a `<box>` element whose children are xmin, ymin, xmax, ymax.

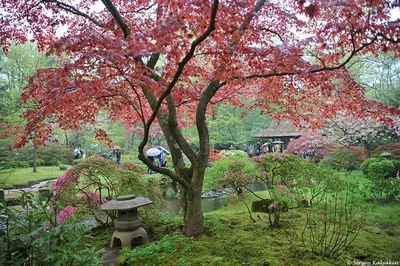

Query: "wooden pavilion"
<box><xmin>253</xmin><ymin>119</ymin><xmax>307</xmax><ymax>152</ymax></box>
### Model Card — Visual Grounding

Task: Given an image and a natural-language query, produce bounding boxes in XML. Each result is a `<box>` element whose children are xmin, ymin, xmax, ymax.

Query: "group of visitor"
<box><xmin>109</xmin><ymin>148</ymin><xmax>122</xmax><ymax>165</ymax></box>
<box><xmin>73</xmin><ymin>147</ymin><xmax>86</xmax><ymax>160</ymax></box>
<box><xmin>242</xmin><ymin>141</ymin><xmax>282</xmax><ymax>157</ymax></box>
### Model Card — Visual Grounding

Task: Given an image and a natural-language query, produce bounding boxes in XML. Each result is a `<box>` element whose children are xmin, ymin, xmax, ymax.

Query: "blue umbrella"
<box><xmin>155</xmin><ymin>145</ymin><xmax>170</xmax><ymax>154</ymax></box>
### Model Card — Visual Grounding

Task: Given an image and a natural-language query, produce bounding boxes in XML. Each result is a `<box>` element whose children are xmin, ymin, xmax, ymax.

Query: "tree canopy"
<box><xmin>1</xmin><ymin>0</ymin><xmax>399</xmax><ymax>236</ymax></box>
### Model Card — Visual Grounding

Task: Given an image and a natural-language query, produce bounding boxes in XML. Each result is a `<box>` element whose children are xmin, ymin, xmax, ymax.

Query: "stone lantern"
<box><xmin>101</xmin><ymin>194</ymin><xmax>152</xmax><ymax>249</ymax></box>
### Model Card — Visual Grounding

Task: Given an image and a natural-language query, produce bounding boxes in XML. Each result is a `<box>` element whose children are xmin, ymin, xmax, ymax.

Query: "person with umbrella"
<box><xmin>272</xmin><ymin>140</ymin><xmax>284</xmax><ymax>153</ymax></box>
<box><xmin>146</xmin><ymin>147</ymin><xmax>161</xmax><ymax>174</ymax></box>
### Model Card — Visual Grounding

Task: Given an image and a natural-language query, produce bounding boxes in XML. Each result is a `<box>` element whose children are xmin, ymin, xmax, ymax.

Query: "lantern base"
<box><xmin>110</xmin><ymin>227</ymin><xmax>149</xmax><ymax>249</ymax></box>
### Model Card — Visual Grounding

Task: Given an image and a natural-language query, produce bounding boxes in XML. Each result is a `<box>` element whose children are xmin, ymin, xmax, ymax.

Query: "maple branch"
<box><xmin>109</xmin><ymin>60</ymin><xmax>146</xmax><ymax>124</ymax></box>
<box><xmin>167</xmin><ymin>95</ymin><xmax>197</xmax><ymax>165</ymax></box>
<box><xmin>40</xmin><ymin>0</ymin><xmax>104</xmax><ymax>28</ymax></box>
<box><xmin>196</xmin><ymin>80</ymin><xmax>226</xmax><ymax>161</ymax></box>
<box><xmin>259</xmin><ymin>28</ymin><xmax>284</xmax><ymax>43</ymax></box>
<box><xmin>101</xmin><ymin>0</ymin><xmax>131</xmax><ymax>39</ymax></box>
<box><xmin>138</xmin><ymin>0</ymin><xmax>219</xmax><ymax>167</ymax></box>
<box><xmin>244</xmin><ymin>34</ymin><xmax>382</xmax><ymax>79</ymax></box>
<box><xmin>377</xmin><ymin>33</ymin><xmax>400</xmax><ymax>43</ymax></box>
<box><xmin>121</xmin><ymin>4</ymin><xmax>156</xmax><ymax>14</ymax></box>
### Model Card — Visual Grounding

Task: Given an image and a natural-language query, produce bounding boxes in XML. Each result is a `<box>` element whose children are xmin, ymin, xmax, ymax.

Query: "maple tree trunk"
<box><xmin>182</xmin><ymin>170</ymin><xmax>205</xmax><ymax>237</ymax></box>
<box><xmin>32</xmin><ymin>144</ymin><xmax>37</xmax><ymax>173</ymax></box>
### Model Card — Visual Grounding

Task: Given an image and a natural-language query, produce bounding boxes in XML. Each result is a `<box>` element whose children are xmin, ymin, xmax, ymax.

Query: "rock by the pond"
<box><xmin>252</xmin><ymin>199</ymin><xmax>273</xmax><ymax>213</ymax></box>
<box><xmin>251</xmin><ymin>199</ymin><xmax>289</xmax><ymax>213</ymax></box>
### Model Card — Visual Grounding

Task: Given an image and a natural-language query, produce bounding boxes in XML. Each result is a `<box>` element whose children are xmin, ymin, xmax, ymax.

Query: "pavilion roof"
<box><xmin>253</xmin><ymin>119</ymin><xmax>307</xmax><ymax>138</ymax></box>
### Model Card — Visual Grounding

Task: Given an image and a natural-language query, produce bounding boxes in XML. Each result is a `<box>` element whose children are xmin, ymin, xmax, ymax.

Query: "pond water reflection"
<box><xmin>163</xmin><ymin>182</ymin><xmax>267</xmax><ymax>214</ymax></box>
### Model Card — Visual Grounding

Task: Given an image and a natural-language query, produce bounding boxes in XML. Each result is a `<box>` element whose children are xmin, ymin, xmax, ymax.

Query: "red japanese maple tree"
<box><xmin>1</xmin><ymin>0</ymin><xmax>399</xmax><ymax>236</ymax></box>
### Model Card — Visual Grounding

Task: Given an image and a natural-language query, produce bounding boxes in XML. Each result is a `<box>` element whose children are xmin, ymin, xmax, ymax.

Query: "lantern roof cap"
<box><xmin>101</xmin><ymin>195</ymin><xmax>152</xmax><ymax>211</ymax></box>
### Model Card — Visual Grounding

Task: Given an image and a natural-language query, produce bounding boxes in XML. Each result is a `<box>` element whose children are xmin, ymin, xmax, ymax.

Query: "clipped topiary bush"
<box><xmin>365</xmin><ymin>160</ymin><xmax>400</xmax><ymax>201</ymax></box>
<box><xmin>367</xmin><ymin>160</ymin><xmax>396</xmax><ymax>179</ymax></box>
<box><xmin>360</xmin><ymin>157</ymin><xmax>382</xmax><ymax>176</ymax></box>
<box><xmin>372</xmin><ymin>143</ymin><xmax>400</xmax><ymax>159</ymax></box>
<box><xmin>320</xmin><ymin>147</ymin><xmax>364</xmax><ymax>171</ymax></box>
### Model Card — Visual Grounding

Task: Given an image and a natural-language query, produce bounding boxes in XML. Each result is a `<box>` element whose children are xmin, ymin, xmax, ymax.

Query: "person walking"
<box><xmin>147</xmin><ymin>156</ymin><xmax>154</xmax><ymax>174</ymax></box>
<box><xmin>249</xmin><ymin>144</ymin><xmax>254</xmax><ymax>157</ymax></box>
<box><xmin>116</xmin><ymin>148</ymin><xmax>121</xmax><ymax>165</ymax></box>
<box><xmin>160</xmin><ymin>150</ymin><xmax>167</xmax><ymax>168</ymax></box>
<box><xmin>242</xmin><ymin>143</ymin><xmax>248</xmax><ymax>153</ymax></box>
<box><xmin>256</xmin><ymin>141</ymin><xmax>261</xmax><ymax>156</ymax></box>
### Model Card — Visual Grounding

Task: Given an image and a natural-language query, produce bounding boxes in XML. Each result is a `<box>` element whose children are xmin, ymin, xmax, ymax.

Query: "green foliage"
<box><xmin>368</xmin><ymin>160</ymin><xmax>396</xmax><ymax>179</ymax></box>
<box><xmin>53</xmin><ymin>156</ymin><xmax>163</xmax><ymax>223</ymax></box>
<box><xmin>363</xmin><ymin>160</ymin><xmax>400</xmax><ymax>201</ymax></box>
<box><xmin>204</xmin><ymin>156</ymin><xmax>256</xmax><ymax>190</ymax></box>
<box><xmin>372</xmin><ymin>143</ymin><xmax>400</xmax><ymax>159</ymax></box>
<box><xmin>206</xmin><ymin>102</ymin><xmax>271</xmax><ymax>148</ymax></box>
<box><xmin>253</xmin><ymin>153</ymin><xmax>307</xmax><ymax>189</ymax></box>
<box><xmin>348</xmin><ymin>53</ymin><xmax>400</xmax><ymax>107</ymax></box>
<box><xmin>0</xmin><ymin>43</ymin><xmax>53</xmax><ymax>124</ymax></box>
<box><xmin>73</xmin><ymin>159</ymin><xmax>85</xmax><ymax>165</ymax></box>
<box><xmin>320</xmin><ymin>147</ymin><xmax>364</xmax><ymax>171</ymax></box>
<box><xmin>35</xmin><ymin>159</ymin><xmax>45</xmax><ymax>166</ymax></box>
<box><xmin>0</xmin><ymin>159</ymin><xmax>30</xmax><ymax>169</ymax></box>
<box><xmin>10</xmin><ymin>143</ymin><xmax>74</xmax><ymax>166</ymax></box>
<box><xmin>360</xmin><ymin>157</ymin><xmax>382</xmax><ymax>175</ymax></box>
<box><xmin>296</xmin><ymin>180</ymin><xmax>369</xmax><ymax>258</ymax></box>
<box><xmin>0</xmin><ymin>191</ymin><xmax>104</xmax><ymax>266</ymax></box>
<box><xmin>58</xmin><ymin>164</ymin><xmax>68</xmax><ymax>171</ymax></box>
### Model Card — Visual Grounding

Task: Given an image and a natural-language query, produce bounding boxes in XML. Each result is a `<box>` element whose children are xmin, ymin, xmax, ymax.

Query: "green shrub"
<box><xmin>360</xmin><ymin>157</ymin><xmax>382</xmax><ymax>176</ymax></box>
<box><xmin>73</xmin><ymin>159</ymin><xmax>85</xmax><ymax>165</ymax></box>
<box><xmin>53</xmin><ymin>157</ymin><xmax>163</xmax><ymax>223</ymax></box>
<box><xmin>58</xmin><ymin>164</ymin><xmax>68</xmax><ymax>171</ymax></box>
<box><xmin>35</xmin><ymin>159</ymin><xmax>45</xmax><ymax>166</ymax></box>
<box><xmin>11</xmin><ymin>143</ymin><xmax>74</xmax><ymax>166</ymax></box>
<box><xmin>204</xmin><ymin>156</ymin><xmax>255</xmax><ymax>190</ymax></box>
<box><xmin>391</xmin><ymin>159</ymin><xmax>400</xmax><ymax>173</ymax></box>
<box><xmin>372</xmin><ymin>143</ymin><xmax>400</xmax><ymax>159</ymax></box>
<box><xmin>0</xmin><ymin>191</ymin><xmax>104</xmax><ymax>265</ymax></box>
<box><xmin>364</xmin><ymin>160</ymin><xmax>400</xmax><ymax>201</ymax></box>
<box><xmin>320</xmin><ymin>147</ymin><xmax>364</xmax><ymax>171</ymax></box>
<box><xmin>367</xmin><ymin>160</ymin><xmax>396</xmax><ymax>179</ymax></box>
<box><xmin>254</xmin><ymin>153</ymin><xmax>308</xmax><ymax>188</ymax></box>
<box><xmin>0</xmin><ymin>160</ymin><xmax>30</xmax><ymax>169</ymax></box>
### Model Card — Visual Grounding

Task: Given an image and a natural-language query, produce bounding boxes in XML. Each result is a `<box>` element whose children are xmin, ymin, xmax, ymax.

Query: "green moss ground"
<box><xmin>108</xmin><ymin>191</ymin><xmax>400</xmax><ymax>266</ymax></box>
